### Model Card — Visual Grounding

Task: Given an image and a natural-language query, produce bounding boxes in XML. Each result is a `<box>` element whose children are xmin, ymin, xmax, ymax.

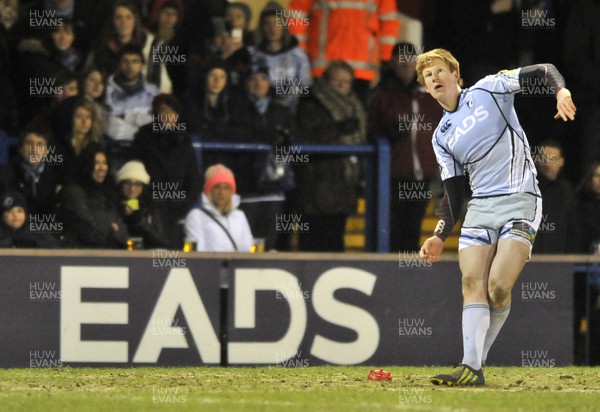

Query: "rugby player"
<box><xmin>416</xmin><ymin>49</ymin><xmax>576</xmax><ymax>386</ymax></box>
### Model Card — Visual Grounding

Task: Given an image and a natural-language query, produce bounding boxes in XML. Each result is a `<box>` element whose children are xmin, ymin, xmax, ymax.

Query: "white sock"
<box><xmin>482</xmin><ymin>302</ymin><xmax>511</xmax><ymax>364</ymax></box>
<box><xmin>461</xmin><ymin>303</ymin><xmax>490</xmax><ymax>370</ymax></box>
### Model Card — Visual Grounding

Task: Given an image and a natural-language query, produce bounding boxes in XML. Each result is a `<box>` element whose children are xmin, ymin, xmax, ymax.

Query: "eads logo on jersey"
<box><xmin>446</xmin><ymin>105</ymin><xmax>490</xmax><ymax>150</ymax></box>
<box><xmin>455</xmin><ymin>106</ymin><xmax>489</xmax><ymax>139</ymax></box>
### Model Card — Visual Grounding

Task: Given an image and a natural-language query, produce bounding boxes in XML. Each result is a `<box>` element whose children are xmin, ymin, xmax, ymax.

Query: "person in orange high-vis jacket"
<box><xmin>288</xmin><ymin>0</ymin><xmax>399</xmax><ymax>102</ymax></box>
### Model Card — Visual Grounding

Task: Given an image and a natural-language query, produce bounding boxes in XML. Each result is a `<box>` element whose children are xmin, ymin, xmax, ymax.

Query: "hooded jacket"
<box><xmin>105</xmin><ymin>73</ymin><xmax>159</xmax><ymax>141</ymax></box>
<box><xmin>252</xmin><ymin>30</ymin><xmax>311</xmax><ymax>112</ymax></box>
<box><xmin>184</xmin><ymin>193</ymin><xmax>253</xmax><ymax>252</ymax></box>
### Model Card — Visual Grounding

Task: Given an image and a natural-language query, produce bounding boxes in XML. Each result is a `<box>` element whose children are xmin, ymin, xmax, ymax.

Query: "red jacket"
<box><xmin>288</xmin><ymin>0</ymin><xmax>399</xmax><ymax>81</ymax></box>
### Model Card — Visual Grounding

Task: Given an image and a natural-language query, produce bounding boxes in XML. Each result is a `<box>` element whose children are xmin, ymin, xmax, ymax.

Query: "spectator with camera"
<box><xmin>115</xmin><ymin>160</ymin><xmax>169</xmax><ymax>249</ymax></box>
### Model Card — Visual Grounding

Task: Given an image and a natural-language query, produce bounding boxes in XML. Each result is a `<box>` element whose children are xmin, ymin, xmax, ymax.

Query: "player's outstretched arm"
<box><xmin>553</xmin><ymin>87</ymin><xmax>576</xmax><ymax>122</ymax></box>
<box><xmin>519</xmin><ymin>64</ymin><xmax>577</xmax><ymax>121</ymax></box>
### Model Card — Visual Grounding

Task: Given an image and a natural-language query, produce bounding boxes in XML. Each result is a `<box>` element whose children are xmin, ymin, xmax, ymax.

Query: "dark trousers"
<box><xmin>389</xmin><ymin>179</ymin><xmax>431</xmax><ymax>252</ymax></box>
<box><xmin>239</xmin><ymin>199</ymin><xmax>284</xmax><ymax>251</ymax></box>
<box><xmin>298</xmin><ymin>214</ymin><xmax>347</xmax><ymax>252</ymax></box>
<box><xmin>166</xmin><ymin>218</ymin><xmax>184</xmax><ymax>250</ymax></box>
<box><xmin>353</xmin><ymin>79</ymin><xmax>371</xmax><ymax>109</ymax></box>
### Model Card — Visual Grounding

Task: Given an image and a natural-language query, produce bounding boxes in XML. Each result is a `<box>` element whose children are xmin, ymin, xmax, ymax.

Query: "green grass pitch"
<box><xmin>0</xmin><ymin>366</ymin><xmax>599</xmax><ymax>411</ymax></box>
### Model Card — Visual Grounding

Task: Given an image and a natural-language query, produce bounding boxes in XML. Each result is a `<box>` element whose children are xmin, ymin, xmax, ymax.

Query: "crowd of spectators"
<box><xmin>0</xmin><ymin>0</ymin><xmax>598</xmax><ymax>255</ymax></box>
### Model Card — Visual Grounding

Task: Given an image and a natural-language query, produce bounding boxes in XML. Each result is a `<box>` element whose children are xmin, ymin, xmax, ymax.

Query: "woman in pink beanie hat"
<box><xmin>184</xmin><ymin>164</ymin><xmax>253</xmax><ymax>252</ymax></box>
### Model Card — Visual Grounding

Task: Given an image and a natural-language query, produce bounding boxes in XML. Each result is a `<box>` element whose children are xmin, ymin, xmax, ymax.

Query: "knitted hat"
<box><xmin>1</xmin><ymin>191</ymin><xmax>27</xmax><ymax>213</ymax></box>
<box><xmin>203</xmin><ymin>164</ymin><xmax>236</xmax><ymax>194</ymax></box>
<box><xmin>116</xmin><ymin>161</ymin><xmax>151</xmax><ymax>185</ymax></box>
<box><xmin>227</xmin><ymin>2</ymin><xmax>252</xmax><ymax>24</ymax></box>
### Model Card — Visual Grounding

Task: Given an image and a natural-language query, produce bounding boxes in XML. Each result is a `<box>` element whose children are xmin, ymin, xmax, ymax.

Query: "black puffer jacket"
<box><xmin>0</xmin><ymin>156</ymin><xmax>65</xmax><ymax>215</ymax></box>
<box><xmin>117</xmin><ymin>193</ymin><xmax>170</xmax><ymax>249</ymax></box>
<box><xmin>130</xmin><ymin>125</ymin><xmax>202</xmax><ymax>221</ymax></box>
<box><xmin>0</xmin><ymin>219</ymin><xmax>60</xmax><ymax>248</ymax></box>
<box><xmin>226</xmin><ymin>92</ymin><xmax>296</xmax><ymax>196</ymax></box>
<box><xmin>59</xmin><ymin>183</ymin><xmax>128</xmax><ymax>248</ymax></box>
<box><xmin>57</xmin><ymin>145</ymin><xmax>128</xmax><ymax>248</ymax></box>
<box><xmin>295</xmin><ymin>79</ymin><xmax>366</xmax><ymax>215</ymax></box>
<box><xmin>576</xmin><ymin>191</ymin><xmax>600</xmax><ymax>253</ymax></box>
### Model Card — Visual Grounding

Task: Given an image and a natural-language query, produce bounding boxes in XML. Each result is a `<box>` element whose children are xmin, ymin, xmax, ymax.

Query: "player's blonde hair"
<box><xmin>416</xmin><ymin>48</ymin><xmax>463</xmax><ymax>87</ymax></box>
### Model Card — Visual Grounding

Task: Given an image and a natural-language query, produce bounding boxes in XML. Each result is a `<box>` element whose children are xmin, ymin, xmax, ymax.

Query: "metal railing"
<box><xmin>0</xmin><ymin>130</ymin><xmax>391</xmax><ymax>251</ymax></box>
<box><xmin>192</xmin><ymin>138</ymin><xmax>391</xmax><ymax>252</ymax></box>
<box><xmin>0</xmin><ymin>129</ymin><xmax>18</xmax><ymax>165</ymax></box>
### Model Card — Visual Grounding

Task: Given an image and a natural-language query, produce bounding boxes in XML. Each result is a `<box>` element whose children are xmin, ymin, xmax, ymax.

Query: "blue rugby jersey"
<box><xmin>432</xmin><ymin>68</ymin><xmax>540</xmax><ymax>198</ymax></box>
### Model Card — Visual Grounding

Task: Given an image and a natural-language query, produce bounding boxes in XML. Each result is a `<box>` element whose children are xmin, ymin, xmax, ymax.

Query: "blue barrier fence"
<box><xmin>0</xmin><ymin>130</ymin><xmax>391</xmax><ymax>251</ymax></box>
<box><xmin>0</xmin><ymin>130</ymin><xmax>18</xmax><ymax>165</ymax></box>
<box><xmin>193</xmin><ymin>138</ymin><xmax>391</xmax><ymax>252</ymax></box>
